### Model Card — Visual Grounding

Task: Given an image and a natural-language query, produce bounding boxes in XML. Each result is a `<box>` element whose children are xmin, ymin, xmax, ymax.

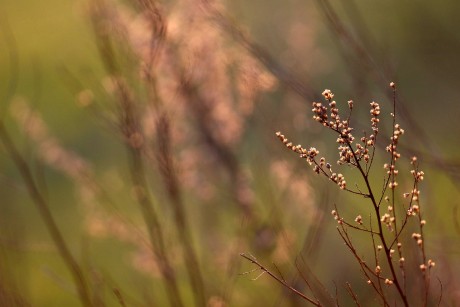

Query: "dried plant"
<box><xmin>242</xmin><ymin>83</ymin><xmax>441</xmax><ymax>306</ymax></box>
<box><xmin>2</xmin><ymin>0</ymin><xmax>458</xmax><ymax>306</ymax></box>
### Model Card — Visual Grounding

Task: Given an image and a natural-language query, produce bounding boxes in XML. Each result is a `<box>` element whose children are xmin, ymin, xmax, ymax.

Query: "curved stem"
<box><xmin>0</xmin><ymin>121</ymin><xmax>93</xmax><ymax>307</ymax></box>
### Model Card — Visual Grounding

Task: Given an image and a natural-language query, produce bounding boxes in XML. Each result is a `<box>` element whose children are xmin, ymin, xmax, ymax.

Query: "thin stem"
<box><xmin>333</xmin><ymin>130</ymin><xmax>407</xmax><ymax>306</ymax></box>
<box><xmin>345</xmin><ymin>282</ymin><xmax>361</xmax><ymax>307</ymax></box>
<box><xmin>355</xmin><ymin>159</ymin><xmax>408</xmax><ymax>306</ymax></box>
<box><xmin>143</xmin><ymin>41</ymin><xmax>207</xmax><ymax>305</ymax></box>
<box><xmin>336</xmin><ymin>227</ymin><xmax>388</xmax><ymax>306</ymax></box>
<box><xmin>0</xmin><ymin>121</ymin><xmax>93</xmax><ymax>307</ymax></box>
<box><xmin>240</xmin><ymin>254</ymin><xmax>322</xmax><ymax>306</ymax></box>
<box><xmin>118</xmin><ymin>88</ymin><xmax>184</xmax><ymax>307</ymax></box>
<box><xmin>126</xmin><ymin>144</ymin><xmax>184</xmax><ymax>307</ymax></box>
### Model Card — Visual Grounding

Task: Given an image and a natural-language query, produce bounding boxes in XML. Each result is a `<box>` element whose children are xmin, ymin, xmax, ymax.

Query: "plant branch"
<box><xmin>240</xmin><ymin>253</ymin><xmax>322</xmax><ymax>306</ymax></box>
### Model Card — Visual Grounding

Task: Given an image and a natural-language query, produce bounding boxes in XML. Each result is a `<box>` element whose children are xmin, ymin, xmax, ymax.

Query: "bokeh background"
<box><xmin>1</xmin><ymin>0</ymin><xmax>460</xmax><ymax>306</ymax></box>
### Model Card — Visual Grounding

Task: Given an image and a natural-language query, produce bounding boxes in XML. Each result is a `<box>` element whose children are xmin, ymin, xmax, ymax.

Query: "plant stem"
<box><xmin>0</xmin><ymin>121</ymin><xmax>93</xmax><ymax>307</ymax></box>
<box><xmin>353</xmin><ymin>154</ymin><xmax>409</xmax><ymax>307</ymax></box>
<box><xmin>240</xmin><ymin>254</ymin><xmax>322</xmax><ymax>306</ymax></box>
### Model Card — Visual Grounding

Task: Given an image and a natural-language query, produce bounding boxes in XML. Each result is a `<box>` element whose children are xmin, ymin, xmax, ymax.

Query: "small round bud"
<box><xmin>348</xmin><ymin>100</ymin><xmax>353</xmax><ymax>109</ymax></box>
<box><xmin>385</xmin><ymin>279</ymin><xmax>393</xmax><ymax>285</ymax></box>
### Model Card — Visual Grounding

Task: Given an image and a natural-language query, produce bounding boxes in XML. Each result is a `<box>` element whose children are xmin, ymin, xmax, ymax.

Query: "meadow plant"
<box><xmin>2</xmin><ymin>0</ymin><xmax>456</xmax><ymax>306</ymax></box>
<box><xmin>242</xmin><ymin>83</ymin><xmax>440</xmax><ymax>306</ymax></box>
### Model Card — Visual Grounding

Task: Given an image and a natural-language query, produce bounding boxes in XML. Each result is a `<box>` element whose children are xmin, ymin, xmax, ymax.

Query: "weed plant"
<box><xmin>0</xmin><ymin>0</ymin><xmax>456</xmax><ymax>306</ymax></box>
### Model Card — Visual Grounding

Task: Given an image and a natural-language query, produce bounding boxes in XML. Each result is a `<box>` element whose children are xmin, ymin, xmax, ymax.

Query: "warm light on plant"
<box><xmin>241</xmin><ymin>83</ymin><xmax>440</xmax><ymax>306</ymax></box>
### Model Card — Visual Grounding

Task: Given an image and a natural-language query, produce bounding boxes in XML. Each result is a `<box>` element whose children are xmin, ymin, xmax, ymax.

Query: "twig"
<box><xmin>240</xmin><ymin>253</ymin><xmax>322</xmax><ymax>306</ymax></box>
<box><xmin>345</xmin><ymin>282</ymin><xmax>361</xmax><ymax>307</ymax></box>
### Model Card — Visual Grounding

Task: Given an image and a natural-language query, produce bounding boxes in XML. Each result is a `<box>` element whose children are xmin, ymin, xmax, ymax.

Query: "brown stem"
<box><xmin>336</xmin><ymin>226</ymin><xmax>389</xmax><ymax>306</ymax></box>
<box><xmin>240</xmin><ymin>254</ymin><xmax>322</xmax><ymax>306</ymax></box>
<box><xmin>353</xmin><ymin>156</ymin><xmax>408</xmax><ymax>306</ymax></box>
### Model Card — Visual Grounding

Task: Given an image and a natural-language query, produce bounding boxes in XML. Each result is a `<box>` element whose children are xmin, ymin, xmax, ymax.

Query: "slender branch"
<box><xmin>345</xmin><ymin>282</ymin><xmax>361</xmax><ymax>307</ymax></box>
<box><xmin>240</xmin><ymin>253</ymin><xmax>322</xmax><ymax>306</ymax></box>
<box><xmin>336</xmin><ymin>227</ymin><xmax>388</xmax><ymax>307</ymax></box>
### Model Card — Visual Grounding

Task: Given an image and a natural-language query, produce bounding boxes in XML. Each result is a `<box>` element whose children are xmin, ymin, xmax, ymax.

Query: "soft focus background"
<box><xmin>1</xmin><ymin>0</ymin><xmax>460</xmax><ymax>306</ymax></box>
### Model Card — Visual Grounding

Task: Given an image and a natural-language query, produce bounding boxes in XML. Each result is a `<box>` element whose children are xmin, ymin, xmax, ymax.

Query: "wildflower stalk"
<box><xmin>355</xmin><ymin>157</ymin><xmax>408</xmax><ymax>306</ymax></box>
<box><xmin>267</xmin><ymin>85</ymin><xmax>434</xmax><ymax>305</ymax></box>
<box><xmin>341</xmin><ymin>122</ymin><xmax>407</xmax><ymax>305</ymax></box>
<box><xmin>328</xmin><ymin>119</ymin><xmax>408</xmax><ymax>305</ymax></box>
